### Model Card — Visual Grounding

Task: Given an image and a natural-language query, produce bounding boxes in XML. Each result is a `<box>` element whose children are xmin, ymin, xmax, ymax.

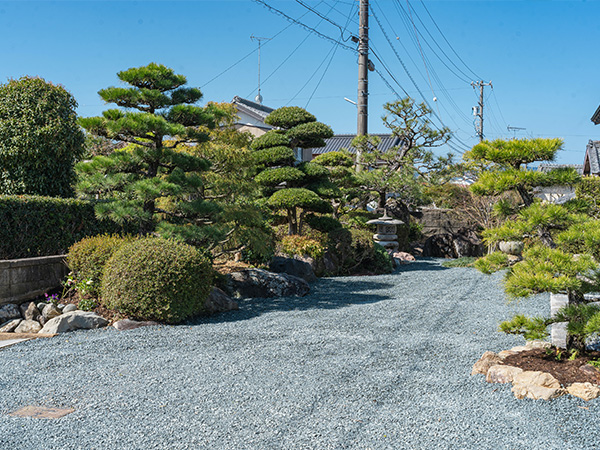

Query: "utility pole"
<box><xmin>471</xmin><ymin>80</ymin><xmax>492</xmax><ymax>142</ymax></box>
<box><xmin>356</xmin><ymin>0</ymin><xmax>369</xmax><ymax>171</ymax></box>
<box><xmin>250</xmin><ymin>34</ymin><xmax>271</xmax><ymax>104</ymax></box>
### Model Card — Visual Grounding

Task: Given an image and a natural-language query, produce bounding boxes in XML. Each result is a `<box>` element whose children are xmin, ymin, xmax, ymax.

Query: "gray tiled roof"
<box><xmin>537</xmin><ymin>163</ymin><xmax>584</xmax><ymax>175</ymax></box>
<box><xmin>308</xmin><ymin>134</ymin><xmax>403</xmax><ymax>155</ymax></box>
<box><xmin>584</xmin><ymin>140</ymin><xmax>600</xmax><ymax>175</ymax></box>
<box><xmin>232</xmin><ymin>96</ymin><xmax>274</xmax><ymax>121</ymax></box>
<box><xmin>592</xmin><ymin>105</ymin><xmax>600</xmax><ymax>125</ymax></box>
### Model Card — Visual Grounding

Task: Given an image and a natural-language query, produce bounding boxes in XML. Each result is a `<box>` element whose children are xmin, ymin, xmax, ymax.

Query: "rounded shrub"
<box><xmin>67</xmin><ymin>234</ymin><xmax>133</xmax><ymax>297</ymax></box>
<box><xmin>252</xmin><ymin>146</ymin><xmax>295</xmax><ymax>168</ymax></box>
<box><xmin>249</xmin><ymin>131</ymin><xmax>290</xmax><ymax>151</ymax></box>
<box><xmin>267</xmin><ymin>188</ymin><xmax>332</xmax><ymax>214</ymax></box>
<box><xmin>101</xmin><ymin>237</ymin><xmax>213</xmax><ymax>323</ymax></box>
<box><xmin>264</xmin><ymin>106</ymin><xmax>316</xmax><ymax>129</ymax></box>
<box><xmin>255</xmin><ymin>167</ymin><xmax>305</xmax><ymax>186</ymax></box>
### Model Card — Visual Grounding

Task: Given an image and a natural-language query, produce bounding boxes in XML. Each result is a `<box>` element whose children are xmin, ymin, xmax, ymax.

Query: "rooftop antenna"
<box><xmin>507</xmin><ymin>125</ymin><xmax>526</xmax><ymax>139</ymax></box>
<box><xmin>250</xmin><ymin>34</ymin><xmax>271</xmax><ymax>104</ymax></box>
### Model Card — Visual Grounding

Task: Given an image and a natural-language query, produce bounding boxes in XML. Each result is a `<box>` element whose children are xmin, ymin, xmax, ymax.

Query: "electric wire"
<box><xmin>295</xmin><ymin>0</ymin><xmax>352</xmax><ymax>40</ymax></box>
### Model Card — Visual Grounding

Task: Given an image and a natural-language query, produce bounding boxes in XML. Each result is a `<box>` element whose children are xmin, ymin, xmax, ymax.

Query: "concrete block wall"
<box><xmin>0</xmin><ymin>255</ymin><xmax>68</xmax><ymax>305</ymax></box>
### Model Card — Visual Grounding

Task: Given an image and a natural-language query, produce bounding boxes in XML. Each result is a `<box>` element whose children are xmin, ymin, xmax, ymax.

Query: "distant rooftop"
<box><xmin>232</xmin><ymin>96</ymin><xmax>274</xmax><ymax>122</ymax></box>
<box><xmin>307</xmin><ymin>134</ymin><xmax>403</xmax><ymax>155</ymax></box>
<box><xmin>592</xmin><ymin>105</ymin><xmax>600</xmax><ymax>125</ymax></box>
<box><xmin>537</xmin><ymin>163</ymin><xmax>584</xmax><ymax>175</ymax></box>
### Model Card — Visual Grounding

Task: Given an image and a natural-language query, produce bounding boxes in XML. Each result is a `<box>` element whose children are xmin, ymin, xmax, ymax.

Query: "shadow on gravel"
<box><xmin>189</xmin><ymin>278</ymin><xmax>394</xmax><ymax>325</ymax></box>
<box><xmin>395</xmin><ymin>258</ymin><xmax>449</xmax><ymax>273</ymax></box>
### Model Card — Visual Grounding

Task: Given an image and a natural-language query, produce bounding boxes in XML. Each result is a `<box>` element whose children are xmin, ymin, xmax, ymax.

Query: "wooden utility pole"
<box><xmin>356</xmin><ymin>0</ymin><xmax>369</xmax><ymax>172</ymax></box>
<box><xmin>472</xmin><ymin>80</ymin><xmax>492</xmax><ymax>142</ymax></box>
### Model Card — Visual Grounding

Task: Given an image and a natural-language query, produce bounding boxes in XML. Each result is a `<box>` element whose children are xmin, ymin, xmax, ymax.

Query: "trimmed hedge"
<box><xmin>101</xmin><ymin>237</ymin><xmax>213</xmax><ymax>323</ymax></box>
<box><xmin>0</xmin><ymin>195</ymin><xmax>126</xmax><ymax>259</ymax></box>
<box><xmin>576</xmin><ymin>176</ymin><xmax>600</xmax><ymax>206</ymax></box>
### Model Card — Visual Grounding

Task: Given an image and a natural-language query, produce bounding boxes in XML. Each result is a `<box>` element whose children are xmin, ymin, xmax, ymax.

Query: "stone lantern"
<box><xmin>366</xmin><ymin>212</ymin><xmax>404</xmax><ymax>251</ymax></box>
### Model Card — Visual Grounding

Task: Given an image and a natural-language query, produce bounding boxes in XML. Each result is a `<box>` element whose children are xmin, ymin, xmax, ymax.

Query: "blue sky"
<box><xmin>1</xmin><ymin>0</ymin><xmax>598</xmax><ymax>165</ymax></box>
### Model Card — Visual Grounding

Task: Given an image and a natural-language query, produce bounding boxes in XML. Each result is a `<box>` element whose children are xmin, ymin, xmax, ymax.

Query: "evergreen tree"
<box><xmin>77</xmin><ymin>63</ymin><xmax>226</xmax><ymax>244</ymax></box>
<box><xmin>0</xmin><ymin>77</ymin><xmax>84</xmax><ymax>197</ymax></box>
<box><xmin>250</xmin><ymin>106</ymin><xmax>334</xmax><ymax>235</ymax></box>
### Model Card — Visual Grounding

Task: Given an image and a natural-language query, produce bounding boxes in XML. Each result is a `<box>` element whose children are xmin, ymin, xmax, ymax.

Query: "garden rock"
<box><xmin>204</xmin><ymin>287</ymin><xmax>239</xmax><ymax>315</ymax></box>
<box><xmin>14</xmin><ymin>319</ymin><xmax>42</xmax><ymax>334</ymax></box>
<box><xmin>226</xmin><ymin>269</ymin><xmax>310</xmax><ymax>299</ymax></box>
<box><xmin>525</xmin><ymin>340</ymin><xmax>552</xmax><ymax>350</ymax></box>
<box><xmin>42</xmin><ymin>304</ymin><xmax>62</xmax><ymax>320</ymax></box>
<box><xmin>62</xmin><ymin>304</ymin><xmax>78</xmax><ymax>313</ymax></box>
<box><xmin>422</xmin><ymin>228</ymin><xmax>484</xmax><ymax>258</ymax></box>
<box><xmin>566</xmin><ymin>382</ymin><xmax>600</xmax><ymax>401</ymax></box>
<box><xmin>0</xmin><ymin>319</ymin><xmax>21</xmax><ymax>333</ymax></box>
<box><xmin>269</xmin><ymin>256</ymin><xmax>317</xmax><ymax>283</ymax></box>
<box><xmin>486</xmin><ymin>365</ymin><xmax>523</xmax><ymax>384</ymax></box>
<box><xmin>20</xmin><ymin>302</ymin><xmax>41</xmax><ymax>321</ymax></box>
<box><xmin>497</xmin><ymin>350</ymin><xmax>519</xmax><ymax>359</ymax></box>
<box><xmin>511</xmin><ymin>371</ymin><xmax>564</xmax><ymax>400</ymax></box>
<box><xmin>392</xmin><ymin>252</ymin><xmax>415</xmax><ymax>264</ymax></box>
<box><xmin>40</xmin><ymin>311</ymin><xmax>108</xmax><ymax>334</ymax></box>
<box><xmin>0</xmin><ymin>304</ymin><xmax>21</xmax><ymax>322</ymax></box>
<box><xmin>471</xmin><ymin>351</ymin><xmax>503</xmax><ymax>375</ymax></box>
<box><xmin>113</xmin><ymin>319</ymin><xmax>159</xmax><ymax>331</ymax></box>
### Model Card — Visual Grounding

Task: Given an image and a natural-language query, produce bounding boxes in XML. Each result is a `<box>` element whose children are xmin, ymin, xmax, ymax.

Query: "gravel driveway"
<box><xmin>2</xmin><ymin>259</ymin><xmax>600</xmax><ymax>449</ymax></box>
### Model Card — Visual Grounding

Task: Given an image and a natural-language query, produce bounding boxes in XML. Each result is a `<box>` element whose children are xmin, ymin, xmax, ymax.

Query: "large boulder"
<box><xmin>0</xmin><ymin>319</ymin><xmax>22</xmax><ymax>332</ymax></box>
<box><xmin>113</xmin><ymin>319</ymin><xmax>159</xmax><ymax>331</ymax></box>
<box><xmin>423</xmin><ymin>228</ymin><xmax>484</xmax><ymax>258</ymax></box>
<box><xmin>269</xmin><ymin>256</ymin><xmax>317</xmax><ymax>283</ymax></box>
<box><xmin>0</xmin><ymin>304</ymin><xmax>21</xmax><ymax>322</ymax></box>
<box><xmin>14</xmin><ymin>319</ymin><xmax>42</xmax><ymax>334</ymax></box>
<box><xmin>486</xmin><ymin>365</ymin><xmax>523</xmax><ymax>384</ymax></box>
<box><xmin>567</xmin><ymin>382</ymin><xmax>600</xmax><ymax>401</ymax></box>
<box><xmin>226</xmin><ymin>269</ymin><xmax>310</xmax><ymax>299</ymax></box>
<box><xmin>204</xmin><ymin>287</ymin><xmax>239</xmax><ymax>314</ymax></box>
<box><xmin>511</xmin><ymin>371</ymin><xmax>564</xmax><ymax>400</ymax></box>
<box><xmin>20</xmin><ymin>302</ymin><xmax>41</xmax><ymax>321</ymax></box>
<box><xmin>471</xmin><ymin>351</ymin><xmax>503</xmax><ymax>376</ymax></box>
<box><xmin>40</xmin><ymin>311</ymin><xmax>108</xmax><ymax>334</ymax></box>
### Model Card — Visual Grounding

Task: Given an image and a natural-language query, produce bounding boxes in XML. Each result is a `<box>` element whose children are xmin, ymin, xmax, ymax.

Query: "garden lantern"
<box><xmin>366</xmin><ymin>212</ymin><xmax>404</xmax><ymax>251</ymax></box>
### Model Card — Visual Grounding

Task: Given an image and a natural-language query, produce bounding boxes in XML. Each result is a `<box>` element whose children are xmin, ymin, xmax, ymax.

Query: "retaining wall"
<box><xmin>0</xmin><ymin>255</ymin><xmax>68</xmax><ymax>305</ymax></box>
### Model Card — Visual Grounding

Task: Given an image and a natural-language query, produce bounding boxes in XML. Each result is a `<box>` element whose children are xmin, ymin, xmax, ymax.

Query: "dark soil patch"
<box><xmin>502</xmin><ymin>348</ymin><xmax>600</xmax><ymax>386</ymax></box>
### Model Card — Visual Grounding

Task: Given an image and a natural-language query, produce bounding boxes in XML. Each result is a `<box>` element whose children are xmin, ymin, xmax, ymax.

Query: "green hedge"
<box><xmin>576</xmin><ymin>176</ymin><xmax>600</xmax><ymax>206</ymax></box>
<box><xmin>0</xmin><ymin>195</ymin><xmax>126</xmax><ymax>259</ymax></box>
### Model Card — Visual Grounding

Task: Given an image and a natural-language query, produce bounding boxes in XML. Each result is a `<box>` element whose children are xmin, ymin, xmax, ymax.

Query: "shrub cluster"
<box><xmin>0</xmin><ymin>195</ymin><xmax>126</xmax><ymax>259</ymax></box>
<box><xmin>101</xmin><ymin>237</ymin><xmax>213</xmax><ymax>323</ymax></box>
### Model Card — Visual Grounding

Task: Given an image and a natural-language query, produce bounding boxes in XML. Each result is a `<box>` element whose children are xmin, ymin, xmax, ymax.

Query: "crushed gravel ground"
<box><xmin>2</xmin><ymin>258</ymin><xmax>600</xmax><ymax>449</ymax></box>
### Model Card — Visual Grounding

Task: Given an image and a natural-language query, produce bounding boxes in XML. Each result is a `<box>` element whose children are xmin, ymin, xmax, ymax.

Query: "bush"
<box><xmin>305</xmin><ymin>215</ymin><xmax>343</xmax><ymax>233</ymax></box>
<box><xmin>249</xmin><ymin>131</ymin><xmax>290</xmax><ymax>151</ymax></box>
<box><xmin>281</xmin><ymin>235</ymin><xmax>325</xmax><ymax>259</ymax></box>
<box><xmin>67</xmin><ymin>234</ymin><xmax>133</xmax><ymax>297</ymax></box>
<box><xmin>0</xmin><ymin>77</ymin><xmax>84</xmax><ymax>197</ymax></box>
<box><xmin>252</xmin><ymin>146</ymin><xmax>295</xmax><ymax>168</ymax></box>
<box><xmin>101</xmin><ymin>237</ymin><xmax>213</xmax><ymax>323</ymax></box>
<box><xmin>0</xmin><ymin>195</ymin><xmax>127</xmax><ymax>259</ymax></box>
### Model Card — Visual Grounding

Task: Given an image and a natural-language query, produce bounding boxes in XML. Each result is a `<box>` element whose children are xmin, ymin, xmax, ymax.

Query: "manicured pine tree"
<box><xmin>250</xmin><ymin>106</ymin><xmax>334</xmax><ymax>235</ymax></box>
<box><xmin>77</xmin><ymin>63</ymin><xmax>226</xmax><ymax>245</ymax></box>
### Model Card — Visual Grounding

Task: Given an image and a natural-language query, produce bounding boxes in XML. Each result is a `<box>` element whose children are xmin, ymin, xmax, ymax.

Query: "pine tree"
<box><xmin>77</xmin><ymin>63</ymin><xmax>226</xmax><ymax>245</ymax></box>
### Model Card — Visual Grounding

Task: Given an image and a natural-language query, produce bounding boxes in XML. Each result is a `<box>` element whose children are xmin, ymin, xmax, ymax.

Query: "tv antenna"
<box><xmin>507</xmin><ymin>125</ymin><xmax>526</xmax><ymax>138</ymax></box>
<box><xmin>250</xmin><ymin>34</ymin><xmax>271</xmax><ymax>104</ymax></box>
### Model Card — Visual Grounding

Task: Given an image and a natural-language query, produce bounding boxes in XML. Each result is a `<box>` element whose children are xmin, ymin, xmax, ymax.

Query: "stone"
<box><xmin>57</xmin><ymin>303</ymin><xmax>66</xmax><ymax>310</ymax></box>
<box><xmin>113</xmin><ymin>319</ymin><xmax>159</xmax><ymax>331</ymax></box>
<box><xmin>498</xmin><ymin>350</ymin><xmax>518</xmax><ymax>359</ymax></box>
<box><xmin>204</xmin><ymin>287</ymin><xmax>239</xmax><ymax>315</ymax></box>
<box><xmin>512</xmin><ymin>384</ymin><xmax>565</xmax><ymax>401</ymax></box>
<box><xmin>525</xmin><ymin>340</ymin><xmax>552</xmax><ymax>350</ymax></box>
<box><xmin>42</xmin><ymin>304</ymin><xmax>62</xmax><ymax>320</ymax></box>
<box><xmin>509</xmin><ymin>345</ymin><xmax>529</xmax><ymax>353</ymax></box>
<box><xmin>40</xmin><ymin>311</ymin><xmax>108</xmax><ymax>334</ymax></box>
<box><xmin>20</xmin><ymin>302</ymin><xmax>41</xmax><ymax>321</ymax></box>
<box><xmin>0</xmin><ymin>304</ymin><xmax>21</xmax><ymax>322</ymax></box>
<box><xmin>62</xmin><ymin>304</ymin><xmax>77</xmax><ymax>313</ymax></box>
<box><xmin>0</xmin><ymin>319</ymin><xmax>22</xmax><ymax>333</ymax></box>
<box><xmin>471</xmin><ymin>351</ymin><xmax>503</xmax><ymax>376</ymax></box>
<box><xmin>226</xmin><ymin>269</ymin><xmax>310</xmax><ymax>299</ymax></box>
<box><xmin>392</xmin><ymin>252</ymin><xmax>415</xmax><ymax>264</ymax></box>
<box><xmin>511</xmin><ymin>370</ymin><xmax>564</xmax><ymax>400</ymax></box>
<box><xmin>578</xmin><ymin>365</ymin><xmax>600</xmax><ymax>385</ymax></box>
<box><xmin>14</xmin><ymin>319</ymin><xmax>42</xmax><ymax>334</ymax></box>
<box><xmin>37</xmin><ymin>302</ymin><xmax>47</xmax><ymax>312</ymax></box>
<box><xmin>498</xmin><ymin>240</ymin><xmax>524</xmax><ymax>256</ymax></box>
<box><xmin>422</xmin><ymin>228</ymin><xmax>484</xmax><ymax>259</ymax></box>
<box><xmin>486</xmin><ymin>365</ymin><xmax>523</xmax><ymax>384</ymax></box>
<box><xmin>269</xmin><ymin>256</ymin><xmax>317</xmax><ymax>283</ymax></box>
<box><xmin>567</xmin><ymin>382</ymin><xmax>600</xmax><ymax>401</ymax></box>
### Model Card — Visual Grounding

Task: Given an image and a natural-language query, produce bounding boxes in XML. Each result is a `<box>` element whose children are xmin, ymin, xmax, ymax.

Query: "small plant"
<box><xmin>77</xmin><ymin>297</ymin><xmax>98</xmax><ymax>312</ymax></box>
<box><xmin>442</xmin><ymin>257</ymin><xmax>477</xmax><ymax>268</ymax></box>
<box><xmin>44</xmin><ymin>293</ymin><xmax>59</xmax><ymax>306</ymax></box>
<box><xmin>568</xmin><ymin>349</ymin><xmax>579</xmax><ymax>361</ymax></box>
<box><xmin>281</xmin><ymin>235</ymin><xmax>325</xmax><ymax>259</ymax></box>
<box><xmin>588</xmin><ymin>359</ymin><xmax>600</xmax><ymax>369</ymax></box>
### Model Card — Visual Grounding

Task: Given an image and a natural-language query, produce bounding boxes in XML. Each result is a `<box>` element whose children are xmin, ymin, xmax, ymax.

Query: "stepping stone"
<box><xmin>9</xmin><ymin>406</ymin><xmax>74</xmax><ymax>419</ymax></box>
<box><xmin>0</xmin><ymin>338</ymin><xmax>31</xmax><ymax>350</ymax></box>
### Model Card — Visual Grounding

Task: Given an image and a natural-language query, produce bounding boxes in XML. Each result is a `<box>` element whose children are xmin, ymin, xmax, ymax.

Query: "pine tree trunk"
<box><xmin>567</xmin><ymin>290</ymin><xmax>586</xmax><ymax>352</ymax></box>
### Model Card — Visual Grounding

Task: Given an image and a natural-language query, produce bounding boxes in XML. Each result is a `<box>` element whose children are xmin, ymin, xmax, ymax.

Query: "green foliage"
<box><xmin>78</xmin><ymin>63</ymin><xmax>224</xmax><ymax>240</ymax></box>
<box><xmin>67</xmin><ymin>234</ymin><xmax>133</xmax><ymax>297</ymax></box>
<box><xmin>255</xmin><ymin>167</ymin><xmax>305</xmax><ymax>186</ymax></box>
<box><xmin>556</xmin><ymin>220</ymin><xmax>600</xmax><ymax>260</ymax></box>
<box><xmin>101</xmin><ymin>237</ymin><xmax>213</xmax><ymax>323</ymax></box>
<box><xmin>499</xmin><ymin>314</ymin><xmax>550</xmax><ymax>341</ymax></box>
<box><xmin>576</xmin><ymin>177</ymin><xmax>600</xmax><ymax>214</ymax></box>
<box><xmin>441</xmin><ymin>257</ymin><xmax>477</xmax><ymax>268</ymax></box>
<box><xmin>423</xmin><ymin>183</ymin><xmax>471</xmax><ymax>209</ymax></box>
<box><xmin>264</xmin><ymin>106</ymin><xmax>316</xmax><ymax>128</ymax></box>
<box><xmin>304</xmin><ymin>215</ymin><xmax>343</xmax><ymax>233</ymax></box>
<box><xmin>348</xmin><ymin>228</ymin><xmax>393</xmax><ymax>274</ymax></box>
<box><xmin>464</xmin><ymin>138</ymin><xmax>563</xmax><ymax>168</ymax></box>
<box><xmin>473</xmin><ymin>251</ymin><xmax>509</xmax><ymax>274</ymax></box>
<box><xmin>281</xmin><ymin>234</ymin><xmax>325</xmax><ymax>259</ymax></box>
<box><xmin>312</xmin><ymin>151</ymin><xmax>353</xmax><ymax>168</ymax></box>
<box><xmin>286</xmin><ymin>121</ymin><xmax>334</xmax><ymax>148</ymax></box>
<box><xmin>554</xmin><ymin>304</ymin><xmax>600</xmax><ymax>345</ymax></box>
<box><xmin>249</xmin><ymin>131</ymin><xmax>290</xmax><ymax>151</ymax></box>
<box><xmin>267</xmin><ymin>188</ymin><xmax>331</xmax><ymax>213</ymax></box>
<box><xmin>0</xmin><ymin>76</ymin><xmax>85</xmax><ymax>197</ymax></box>
<box><xmin>0</xmin><ymin>195</ymin><xmax>126</xmax><ymax>259</ymax></box>
<box><xmin>252</xmin><ymin>146</ymin><xmax>295</xmax><ymax>168</ymax></box>
<box><xmin>77</xmin><ymin>297</ymin><xmax>99</xmax><ymax>312</ymax></box>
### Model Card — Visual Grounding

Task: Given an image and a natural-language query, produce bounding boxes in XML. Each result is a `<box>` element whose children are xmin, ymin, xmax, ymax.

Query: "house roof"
<box><xmin>584</xmin><ymin>140</ymin><xmax>600</xmax><ymax>175</ymax></box>
<box><xmin>232</xmin><ymin>96</ymin><xmax>274</xmax><ymax>122</ymax></box>
<box><xmin>592</xmin><ymin>105</ymin><xmax>600</xmax><ymax>125</ymax></box>
<box><xmin>308</xmin><ymin>134</ymin><xmax>403</xmax><ymax>155</ymax></box>
<box><xmin>537</xmin><ymin>163</ymin><xmax>584</xmax><ymax>175</ymax></box>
